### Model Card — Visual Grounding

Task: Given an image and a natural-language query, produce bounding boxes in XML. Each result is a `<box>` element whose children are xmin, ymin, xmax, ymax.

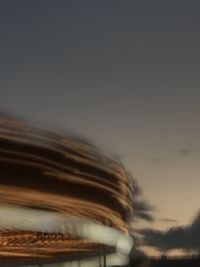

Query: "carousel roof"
<box><xmin>0</xmin><ymin>115</ymin><xmax>133</xmax><ymax>265</ymax></box>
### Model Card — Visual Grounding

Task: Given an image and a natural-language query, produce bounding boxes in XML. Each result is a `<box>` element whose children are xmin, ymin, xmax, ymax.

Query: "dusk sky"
<box><xmin>1</xmin><ymin>1</ymin><xmax>200</xmax><ymax>256</ymax></box>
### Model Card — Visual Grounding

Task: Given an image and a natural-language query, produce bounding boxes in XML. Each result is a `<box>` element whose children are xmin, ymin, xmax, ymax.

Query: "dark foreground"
<box><xmin>1</xmin><ymin>258</ymin><xmax>200</xmax><ymax>267</ymax></box>
<box><xmin>132</xmin><ymin>257</ymin><xmax>200</xmax><ymax>267</ymax></box>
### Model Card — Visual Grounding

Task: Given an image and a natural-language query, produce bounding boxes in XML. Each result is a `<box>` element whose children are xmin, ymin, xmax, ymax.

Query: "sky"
<box><xmin>1</xmin><ymin>0</ymin><xmax>200</xmax><ymax>257</ymax></box>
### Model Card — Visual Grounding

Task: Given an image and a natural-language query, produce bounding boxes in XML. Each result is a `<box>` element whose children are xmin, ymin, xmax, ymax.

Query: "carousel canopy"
<box><xmin>0</xmin><ymin>115</ymin><xmax>134</xmax><ymax>265</ymax></box>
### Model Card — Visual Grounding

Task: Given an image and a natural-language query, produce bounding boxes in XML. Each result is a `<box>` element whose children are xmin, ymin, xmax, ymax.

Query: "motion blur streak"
<box><xmin>0</xmin><ymin>205</ymin><xmax>133</xmax><ymax>255</ymax></box>
<box><xmin>0</xmin><ymin>115</ymin><xmax>134</xmax><ymax>263</ymax></box>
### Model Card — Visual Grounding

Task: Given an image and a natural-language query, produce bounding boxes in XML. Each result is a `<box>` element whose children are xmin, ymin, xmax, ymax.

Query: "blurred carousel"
<box><xmin>0</xmin><ymin>116</ymin><xmax>134</xmax><ymax>267</ymax></box>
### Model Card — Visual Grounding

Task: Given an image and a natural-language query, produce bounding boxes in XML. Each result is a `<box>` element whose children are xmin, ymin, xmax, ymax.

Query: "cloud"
<box><xmin>178</xmin><ymin>149</ymin><xmax>191</xmax><ymax>155</ymax></box>
<box><xmin>160</xmin><ymin>218</ymin><xmax>177</xmax><ymax>223</ymax></box>
<box><xmin>132</xmin><ymin>180</ymin><xmax>154</xmax><ymax>222</ymax></box>
<box><xmin>134</xmin><ymin>200</ymin><xmax>154</xmax><ymax>222</ymax></box>
<box><xmin>139</xmin><ymin>210</ymin><xmax>200</xmax><ymax>251</ymax></box>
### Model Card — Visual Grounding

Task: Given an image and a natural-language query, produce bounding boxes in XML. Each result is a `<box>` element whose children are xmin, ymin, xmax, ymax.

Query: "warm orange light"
<box><xmin>0</xmin><ymin>115</ymin><xmax>134</xmax><ymax>264</ymax></box>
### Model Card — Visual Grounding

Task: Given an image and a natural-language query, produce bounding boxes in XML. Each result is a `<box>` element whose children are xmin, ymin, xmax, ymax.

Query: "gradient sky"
<box><xmin>1</xmin><ymin>1</ymin><xmax>200</xmax><ymax>256</ymax></box>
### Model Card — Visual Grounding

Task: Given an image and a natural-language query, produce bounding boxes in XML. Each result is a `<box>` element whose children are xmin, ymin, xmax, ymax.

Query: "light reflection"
<box><xmin>0</xmin><ymin>204</ymin><xmax>133</xmax><ymax>256</ymax></box>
